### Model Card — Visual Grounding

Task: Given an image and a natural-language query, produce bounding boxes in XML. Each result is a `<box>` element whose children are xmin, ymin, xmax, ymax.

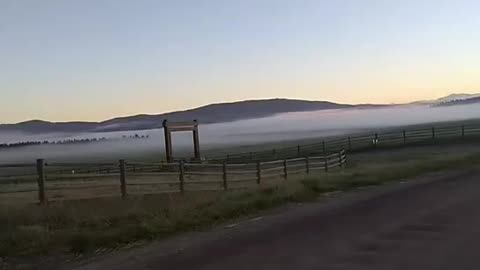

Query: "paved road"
<box><xmin>72</xmin><ymin>170</ymin><xmax>480</xmax><ymax>270</ymax></box>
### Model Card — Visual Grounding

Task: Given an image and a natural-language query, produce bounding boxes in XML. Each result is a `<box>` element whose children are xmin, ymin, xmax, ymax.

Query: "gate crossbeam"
<box><xmin>163</xmin><ymin>120</ymin><xmax>200</xmax><ymax>162</ymax></box>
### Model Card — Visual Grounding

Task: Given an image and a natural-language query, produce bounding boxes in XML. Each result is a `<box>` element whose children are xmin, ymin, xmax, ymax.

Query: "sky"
<box><xmin>1</xmin><ymin>0</ymin><xmax>480</xmax><ymax>123</ymax></box>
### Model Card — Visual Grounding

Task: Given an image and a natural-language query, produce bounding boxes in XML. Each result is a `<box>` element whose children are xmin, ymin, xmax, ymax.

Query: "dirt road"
<box><xmin>70</xmin><ymin>170</ymin><xmax>480</xmax><ymax>270</ymax></box>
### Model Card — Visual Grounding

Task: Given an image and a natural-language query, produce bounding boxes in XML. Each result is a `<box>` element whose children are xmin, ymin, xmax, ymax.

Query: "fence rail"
<box><xmin>0</xmin><ymin>150</ymin><xmax>346</xmax><ymax>204</ymax></box>
<box><xmin>4</xmin><ymin>122</ymin><xmax>478</xmax><ymax>204</ymax></box>
<box><xmin>207</xmin><ymin>123</ymin><xmax>480</xmax><ymax>163</ymax></box>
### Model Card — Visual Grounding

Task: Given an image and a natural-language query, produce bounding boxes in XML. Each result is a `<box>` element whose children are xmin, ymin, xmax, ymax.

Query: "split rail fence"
<box><xmin>209</xmin><ymin>123</ymin><xmax>480</xmax><ymax>163</ymax></box>
<box><xmin>0</xmin><ymin>150</ymin><xmax>346</xmax><ymax>204</ymax></box>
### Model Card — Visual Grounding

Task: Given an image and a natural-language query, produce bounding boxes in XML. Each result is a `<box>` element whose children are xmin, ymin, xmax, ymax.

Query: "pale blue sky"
<box><xmin>1</xmin><ymin>0</ymin><xmax>480</xmax><ymax>123</ymax></box>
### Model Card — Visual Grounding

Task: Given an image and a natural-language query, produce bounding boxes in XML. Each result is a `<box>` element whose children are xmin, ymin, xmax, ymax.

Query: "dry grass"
<box><xmin>1</xmin><ymin>146</ymin><xmax>480</xmax><ymax>259</ymax></box>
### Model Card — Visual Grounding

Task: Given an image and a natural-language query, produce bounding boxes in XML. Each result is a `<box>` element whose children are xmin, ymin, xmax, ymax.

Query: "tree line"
<box><xmin>0</xmin><ymin>134</ymin><xmax>150</xmax><ymax>149</ymax></box>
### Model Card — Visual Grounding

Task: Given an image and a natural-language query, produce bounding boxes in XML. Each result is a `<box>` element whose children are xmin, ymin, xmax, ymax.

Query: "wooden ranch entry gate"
<box><xmin>163</xmin><ymin>120</ymin><xmax>201</xmax><ymax>162</ymax></box>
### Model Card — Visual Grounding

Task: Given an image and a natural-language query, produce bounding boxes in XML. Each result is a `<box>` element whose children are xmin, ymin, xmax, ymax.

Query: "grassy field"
<box><xmin>2</xmin><ymin>142</ymin><xmax>480</xmax><ymax>260</ymax></box>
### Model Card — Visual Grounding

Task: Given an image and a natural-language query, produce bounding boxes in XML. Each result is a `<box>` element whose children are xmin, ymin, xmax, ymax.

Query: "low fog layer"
<box><xmin>1</xmin><ymin>104</ymin><xmax>480</xmax><ymax>163</ymax></box>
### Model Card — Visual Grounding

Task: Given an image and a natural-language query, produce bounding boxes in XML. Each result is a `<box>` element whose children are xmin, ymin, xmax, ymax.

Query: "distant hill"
<box><xmin>434</xmin><ymin>96</ymin><xmax>480</xmax><ymax>107</ymax></box>
<box><xmin>414</xmin><ymin>93</ymin><xmax>480</xmax><ymax>106</ymax></box>
<box><xmin>0</xmin><ymin>99</ymin><xmax>385</xmax><ymax>134</ymax></box>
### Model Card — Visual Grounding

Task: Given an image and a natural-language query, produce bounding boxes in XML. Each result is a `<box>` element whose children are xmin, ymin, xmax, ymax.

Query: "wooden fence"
<box><xmin>0</xmin><ymin>150</ymin><xmax>346</xmax><ymax>204</ymax></box>
<box><xmin>208</xmin><ymin>123</ymin><xmax>480</xmax><ymax>163</ymax></box>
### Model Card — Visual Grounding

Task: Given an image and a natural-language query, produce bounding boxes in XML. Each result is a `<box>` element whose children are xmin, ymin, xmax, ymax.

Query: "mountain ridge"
<box><xmin>0</xmin><ymin>98</ymin><xmax>383</xmax><ymax>134</ymax></box>
<box><xmin>2</xmin><ymin>94</ymin><xmax>478</xmax><ymax>134</ymax></box>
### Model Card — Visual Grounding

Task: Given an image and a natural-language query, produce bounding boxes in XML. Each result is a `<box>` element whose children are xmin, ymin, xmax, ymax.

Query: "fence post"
<box><xmin>348</xmin><ymin>137</ymin><xmax>352</xmax><ymax>151</ymax></box>
<box><xmin>322</xmin><ymin>141</ymin><xmax>326</xmax><ymax>153</ymax></box>
<box><xmin>462</xmin><ymin>125</ymin><xmax>465</xmax><ymax>137</ymax></box>
<box><xmin>403</xmin><ymin>130</ymin><xmax>406</xmax><ymax>144</ymax></box>
<box><xmin>432</xmin><ymin>127</ymin><xmax>435</xmax><ymax>140</ymax></box>
<box><xmin>283</xmin><ymin>159</ymin><xmax>288</xmax><ymax>180</ymax></box>
<box><xmin>324</xmin><ymin>155</ymin><xmax>329</xmax><ymax>172</ymax></box>
<box><xmin>306</xmin><ymin>157</ymin><xmax>310</xmax><ymax>175</ymax></box>
<box><xmin>119</xmin><ymin>159</ymin><xmax>127</xmax><ymax>199</ymax></box>
<box><xmin>179</xmin><ymin>160</ymin><xmax>185</xmax><ymax>193</ymax></box>
<box><xmin>222</xmin><ymin>162</ymin><xmax>228</xmax><ymax>190</ymax></box>
<box><xmin>297</xmin><ymin>145</ymin><xmax>301</xmax><ymax>156</ymax></box>
<box><xmin>338</xmin><ymin>151</ymin><xmax>343</xmax><ymax>168</ymax></box>
<box><xmin>36</xmin><ymin>159</ymin><xmax>46</xmax><ymax>205</ymax></box>
<box><xmin>256</xmin><ymin>161</ymin><xmax>261</xmax><ymax>184</ymax></box>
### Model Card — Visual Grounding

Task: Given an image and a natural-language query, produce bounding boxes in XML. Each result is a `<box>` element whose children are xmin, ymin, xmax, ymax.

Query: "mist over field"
<box><xmin>2</xmin><ymin>103</ymin><xmax>480</xmax><ymax>163</ymax></box>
